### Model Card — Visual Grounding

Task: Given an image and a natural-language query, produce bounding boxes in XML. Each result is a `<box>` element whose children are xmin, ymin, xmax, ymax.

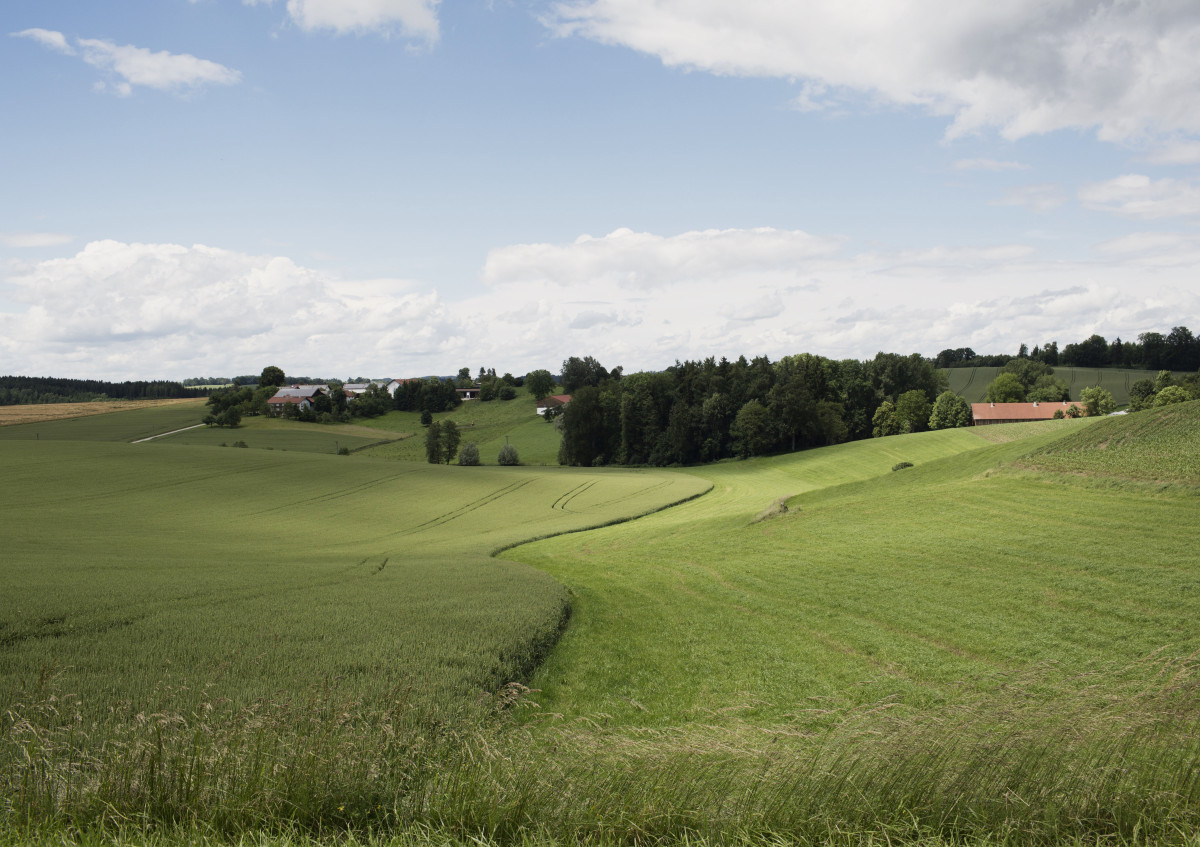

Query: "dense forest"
<box><xmin>935</xmin><ymin>326</ymin><xmax>1200</xmax><ymax>371</ymax></box>
<box><xmin>552</xmin><ymin>352</ymin><xmax>953</xmax><ymax>467</ymax></box>
<box><xmin>0</xmin><ymin>375</ymin><xmax>205</xmax><ymax>406</ymax></box>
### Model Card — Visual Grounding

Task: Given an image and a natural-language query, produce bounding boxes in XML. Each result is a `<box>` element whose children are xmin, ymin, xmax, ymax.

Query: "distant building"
<box><xmin>970</xmin><ymin>401</ymin><xmax>1086</xmax><ymax>425</ymax></box>
<box><xmin>536</xmin><ymin>394</ymin><xmax>572</xmax><ymax>415</ymax></box>
<box><xmin>266</xmin><ymin>384</ymin><xmax>326</xmax><ymax>414</ymax></box>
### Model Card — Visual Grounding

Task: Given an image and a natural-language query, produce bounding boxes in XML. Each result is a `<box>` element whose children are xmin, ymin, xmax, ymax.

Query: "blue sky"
<box><xmin>3</xmin><ymin>0</ymin><xmax>1200</xmax><ymax>380</ymax></box>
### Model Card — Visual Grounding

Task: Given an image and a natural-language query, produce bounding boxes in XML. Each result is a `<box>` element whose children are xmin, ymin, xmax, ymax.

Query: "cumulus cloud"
<box><xmin>469</xmin><ymin>224</ymin><xmax>1200</xmax><ymax>369</ymax></box>
<box><xmin>544</xmin><ymin>0</ymin><xmax>1200</xmax><ymax>144</ymax></box>
<box><xmin>1079</xmin><ymin>174</ymin><xmax>1200</xmax><ymax>219</ymax></box>
<box><xmin>12</xmin><ymin>28</ymin><xmax>74</xmax><ymax>54</ymax></box>
<box><xmin>282</xmin><ymin>0</ymin><xmax>440</xmax><ymax>40</ymax></box>
<box><xmin>4</xmin><ymin>230</ymin><xmax>1200</xmax><ymax>380</ymax></box>
<box><xmin>483</xmin><ymin>227</ymin><xmax>846</xmax><ymax>289</ymax></box>
<box><xmin>0</xmin><ymin>241</ymin><xmax>465</xmax><ymax>379</ymax></box>
<box><xmin>76</xmin><ymin>39</ymin><xmax>241</xmax><ymax>95</ymax></box>
<box><xmin>15</xmin><ymin>30</ymin><xmax>241</xmax><ymax>95</ymax></box>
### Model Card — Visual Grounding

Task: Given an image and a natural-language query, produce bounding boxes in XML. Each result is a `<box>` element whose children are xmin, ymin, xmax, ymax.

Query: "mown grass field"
<box><xmin>944</xmin><ymin>365</ymin><xmax>1188</xmax><ymax>404</ymax></box>
<box><xmin>4</xmin><ymin>403</ymin><xmax>1200</xmax><ymax>845</ymax></box>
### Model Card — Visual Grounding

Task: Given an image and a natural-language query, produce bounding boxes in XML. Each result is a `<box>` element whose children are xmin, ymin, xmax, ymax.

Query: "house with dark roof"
<box><xmin>266</xmin><ymin>385</ymin><xmax>327</xmax><ymax>414</ymax></box>
<box><xmin>970</xmin><ymin>401</ymin><xmax>1085</xmax><ymax>425</ymax></box>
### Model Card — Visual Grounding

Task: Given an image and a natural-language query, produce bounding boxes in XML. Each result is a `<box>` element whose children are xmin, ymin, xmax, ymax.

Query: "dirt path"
<box><xmin>132</xmin><ymin>423</ymin><xmax>207</xmax><ymax>443</ymax></box>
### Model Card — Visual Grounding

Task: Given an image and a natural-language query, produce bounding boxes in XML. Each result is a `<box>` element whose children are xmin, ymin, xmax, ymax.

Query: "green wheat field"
<box><xmin>2</xmin><ymin>396</ymin><xmax>1199</xmax><ymax>847</ymax></box>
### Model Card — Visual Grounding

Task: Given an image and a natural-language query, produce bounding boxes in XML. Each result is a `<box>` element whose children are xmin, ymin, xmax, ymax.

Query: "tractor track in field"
<box><xmin>552</xmin><ymin>480</ymin><xmax>597</xmax><ymax>512</ymax></box>
<box><xmin>390</xmin><ymin>478</ymin><xmax>536</xmax><ymax>537</ymax></box>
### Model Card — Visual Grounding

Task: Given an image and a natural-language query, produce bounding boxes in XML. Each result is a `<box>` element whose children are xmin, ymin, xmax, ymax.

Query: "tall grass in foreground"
<box><xmin>6</xmin><ymin>654</ymin><xmax>1200</xmax><ymax>845</ymax></box>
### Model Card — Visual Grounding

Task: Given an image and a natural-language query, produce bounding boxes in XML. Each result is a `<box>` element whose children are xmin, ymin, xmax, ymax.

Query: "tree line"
<box><xmin>553</xmin><ymin>353</ymin><xmax>957</xmax><ymax>467</ymax></box>
<box><xmin>0</xmin><ymin>375</ymin><xmax>204</xmax><ymax>406</ymax></box>
<box><xmin>936</xmin><ymin>325</ymin><xmax>1200</xmax><ymax>371</ymax></box>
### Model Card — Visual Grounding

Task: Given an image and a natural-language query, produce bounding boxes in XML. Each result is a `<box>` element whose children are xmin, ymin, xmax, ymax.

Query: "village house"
<box><xmin>970</xmin><ymin>401</ymin><xmax>1086</xmax><ymax>425</ymax></box>
<box><xmin>266</xmin><ymin>384</ymin><xmax>327</xmax><ymax>414</ymax></box>
<box><xmin>536</xmin><ymin>394</ymin><xmax>572</xmax><ymax>415</ymax></box>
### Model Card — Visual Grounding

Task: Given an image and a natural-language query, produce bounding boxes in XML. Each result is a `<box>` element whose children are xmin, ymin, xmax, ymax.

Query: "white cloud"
<box><xmin>76</xmin><ymin>39</ymin><xmax>241</xmax><ymax>95</ymax></box>
<box><xmin>993</xmin><ymin>183</ymin><xmax>1067</xmax><ymax>212</ymax></box>
<box><xmin>12</xmin><ymin>28</ymin><xmax>74</xmax><ymax>54</ymax></box>
<box><xmin>483</xmin><ymin>227</ymin><xmax>846</xmax><ymax>289</ymax></box>
<box><xmin>0</xmin><ymin>241</ymin><xmax>464</xmax><ymax>379</ymax></box>
<box><xmin>0</xmin><ymin>232</ymin><xmax>74</xmax><ymax>248</ymax></box>
<box><xmin>284</xmin><ymin>0</ymin><xmax>440</xmax><ymax>40</ymax></box>
<box><xmin>469</xmin><ymin>225</ymin><xmax>1200</xmax><ymax>369</ymax></box>
<box><xmin>544</xmin><ymin>0</ymin><xmax>1200</xmax><ymax>144</ymax></box>
<box><xmin>952</xmin><ymin>158</ymin><xmax>1029</xmax><ymax>172</ymax></box>
<box><xmin>1079</xmin><ymin>174</ymin><xmax>1200</xmax><ymax>220</ymax></box>
<box><xmin>4</xmin><ymin>230</ymin><xmax>1200</xmax><ymax>380</ymax></box>
<box><xmin>17</xmin><ymin>30</ymin><xmax>241</xmax><ymax>95</ymax></box>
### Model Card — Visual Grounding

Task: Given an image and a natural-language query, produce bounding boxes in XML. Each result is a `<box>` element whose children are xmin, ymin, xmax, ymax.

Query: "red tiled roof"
<box><xmin>971</xmin><ymin>401</ymin><xmax>1085</xmax><ymax>422</ymax></box>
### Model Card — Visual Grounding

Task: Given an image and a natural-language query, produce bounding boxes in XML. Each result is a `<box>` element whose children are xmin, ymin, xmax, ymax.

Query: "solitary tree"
<box><xmin>441</xmin><ymin>420</ymin><xmax>461</xmax><ymax>464</ymax></box>
<box><xmin>525</xmin><ymin>369</ymin><xmax>555</xmax><ymax>401</ymax></box>
<box><xmin>425</xmin><ymin>420</ymin><xmax>443</xmax><ymax>464</ymax></box>
<box><xmin>259</xmin><ymin>365</ymin><xmax>286</xmax><ymax>388</ymax></box>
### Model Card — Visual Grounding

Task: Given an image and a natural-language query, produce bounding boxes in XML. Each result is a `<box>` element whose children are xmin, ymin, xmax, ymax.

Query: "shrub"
<box><xmin>497</xmin><ymin>444</ymin><xmax>520</xmax><ymax>466</ymax></box>
<box><xmin>892</xmin><ymin>461</ymin><xmax>913</xmax><ymax>471</ymax></box>
<box><xmin>499</xmin><ymin>386</ymin><xmax>517</xmax><ymax>401</ymax></box>
<box><xmin>458</xmin><ymin>442</ymin><xmax>481</xmax><ymax>466</ymax></box>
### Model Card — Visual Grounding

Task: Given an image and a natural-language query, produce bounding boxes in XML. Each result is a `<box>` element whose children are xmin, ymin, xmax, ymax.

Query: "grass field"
<box><xmin>155</xmin><ymin>414</ymin><xmax>407</xmax><ymax>453</ymax></box>
<box><xmin>4</xmin><ymin>403</ymin><xmax>1200</xmax><ymax>844</ymax></box>
<box><xmin>944</xmin><ymin>365</ymin><xmax>1189</xmax><ymax>404</ymax></box>
<box><xmin>356</xmin><ymin>389</ymin><xmax>563</xmax><ymax>465</ymax></box>
<box><xmin>0</xmin><ymin>442</ymin><xmax>706</xmax><ymax>718</ymax></box>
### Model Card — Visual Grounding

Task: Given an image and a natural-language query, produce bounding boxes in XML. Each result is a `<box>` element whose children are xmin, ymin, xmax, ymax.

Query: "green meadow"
<box><xmin>356</xmin><ymin>388</ymin><xmax>563</xmax><ymax>465</ymax></box>
<box><xmin>3</xmin><ymin>401</ymin><xmax>1200</xmax><ymax>845</ymax></box>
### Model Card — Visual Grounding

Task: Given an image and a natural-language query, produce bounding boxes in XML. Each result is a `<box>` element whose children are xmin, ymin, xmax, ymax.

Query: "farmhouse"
<box><xmin>970</xmin><ymin>401</ymin><xmax>1086</xmax><ymax>425</ymax></box>
<box><xmin>386</xmin><ymin>378</ymin><xmax>422</xmax><ymax>395</ymax></box>
<box><xmin>537</xmin><ymin>394</ymin><xmax>572</xmax><ymax>415</ymax></box>
<box><xmin>266</xmin><ymin>384</ymin><xmax>327</xmax><ymax>414</ymax></box>
<box><xmin>342</xmin><ymin>381</ymin><xmax>389</xmax><ymax>397</ymax></box>
<box><xmin>457</xmin><ymin>387</ymin><xmax>479</xmax><ymax>401</ymax></box>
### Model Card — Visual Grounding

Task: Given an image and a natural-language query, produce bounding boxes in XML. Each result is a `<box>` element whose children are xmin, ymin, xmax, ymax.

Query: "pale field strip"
<box><xmin>0</xmin><ymin>397</ymin><xmax>204</xmax><ymax>427</ymax></box>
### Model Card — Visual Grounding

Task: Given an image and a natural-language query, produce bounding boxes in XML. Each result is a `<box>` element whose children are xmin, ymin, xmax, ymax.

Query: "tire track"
<box><xmin>388</xmin><ymin>478</ymin><xmax>535</xmax><ymax>538</ymax></box>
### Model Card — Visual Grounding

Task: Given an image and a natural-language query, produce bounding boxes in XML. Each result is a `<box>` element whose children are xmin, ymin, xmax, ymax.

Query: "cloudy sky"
<box><xmin>4</xmin><ymin>0</ymin><xmax>1200</xmax><ymax>380</ymax></box>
